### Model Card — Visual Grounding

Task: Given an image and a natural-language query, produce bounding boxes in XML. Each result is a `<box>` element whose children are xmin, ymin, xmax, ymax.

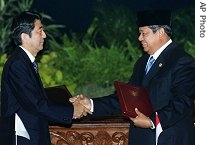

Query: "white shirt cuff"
<box><xmin>150</xmin><ymin>119</ymin><xmax>155</xmax><ymax>129</ymax></box>
<box><xmin>90</xmin><ymin>99</ymin><xmax>94</xmax><ymax>112</ymax></box>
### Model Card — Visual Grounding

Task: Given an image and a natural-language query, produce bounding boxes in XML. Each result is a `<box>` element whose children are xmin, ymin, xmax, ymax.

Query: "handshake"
<box><xmin>69</xmin><ymin>95</ymin><xmax>92</xmax><ymax>119</ymax></box>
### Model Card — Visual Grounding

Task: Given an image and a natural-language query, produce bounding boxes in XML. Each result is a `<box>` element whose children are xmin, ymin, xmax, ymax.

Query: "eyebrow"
<box><xmin>37</xmin><ymin>25</ymin><xmax>44</xmax><ymax>31</ymax></box>
<box><xmin>139</xmin><ymin>29</ymin><xmax>145</xmax><ymax>33</ymax></box>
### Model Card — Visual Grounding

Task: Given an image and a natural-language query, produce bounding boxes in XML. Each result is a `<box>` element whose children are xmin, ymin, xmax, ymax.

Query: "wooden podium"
<box><xmin>49</xmin><ymin>116</ymin><xmax>130</xmax><ymax>145</ymax></box>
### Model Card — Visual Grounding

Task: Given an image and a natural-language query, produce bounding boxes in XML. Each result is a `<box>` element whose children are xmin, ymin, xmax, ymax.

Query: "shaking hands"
<box><xmin>70</xmin><ymin>94</ymin><xmax>92</xmax><ymax>119</ymax></box>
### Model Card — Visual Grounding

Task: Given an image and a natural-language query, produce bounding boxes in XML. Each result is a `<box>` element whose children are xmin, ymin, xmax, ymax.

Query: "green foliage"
<box><xmin>38</xmin><ymin>51</ymin><xmax>77</xmax><ymax>94</ymax></box>
<box><xmin>92</xmin><ymin>4</ymin><xmax>138</xmax><ymax>48</ymax></box>
<box><xmin>172</xmin><ymin>7</ymin><xmax>195</xmax><ymax>57</ymax></box>
<box><xmin>48</xmin><ymin>34</ymin><xmax>86</xmax><ymax>84</ymax></box>
<box><xmin>79</xmin><ymin>44</ymin><xmax>138</xmax><ymax>86</ymax></box>
<box><xmin>43</xmin><ymin>30</ymin><xmax>140</xmax><ymax>96</ymax></box>
<box><xmin>0</xmin><ymin>54</ymin><xmax>7</xmax><ymax>81</ymax></box>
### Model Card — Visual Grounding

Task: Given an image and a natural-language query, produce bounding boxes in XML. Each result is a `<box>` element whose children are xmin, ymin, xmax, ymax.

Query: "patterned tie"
<box><xmin>145</xmin><ymin>56</ymin><xmax>155</xmax><ymax>74</ymax></box>
<box><xmin>32</xmin><ymin>61</ymin><xmax>38</xmax><ymax>73</ymax></box>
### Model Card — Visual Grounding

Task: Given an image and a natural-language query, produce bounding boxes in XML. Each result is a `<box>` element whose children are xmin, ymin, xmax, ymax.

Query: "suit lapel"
<box><xmin>142</xmin><ymin>56</ymin><xmax>166</xmax><ymax>86</ymax></box>
<box><xmin>19</xmin><ymin>48</ymin><xmax>47</xmax><ymax>99</ymax></box>
<box><xmin>142</xmin><ymin>42</ymin><xmax>177</xmax><ymax>86</ymax></box>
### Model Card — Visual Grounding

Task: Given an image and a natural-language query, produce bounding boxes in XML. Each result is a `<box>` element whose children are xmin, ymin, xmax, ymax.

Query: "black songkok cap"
<box><xmin>137</xmin><ymin>9</ymin><xmax>171</xmax><ymax>27</ymax></box>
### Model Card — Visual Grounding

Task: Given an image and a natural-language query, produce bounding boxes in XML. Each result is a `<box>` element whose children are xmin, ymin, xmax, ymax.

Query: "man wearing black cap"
<box><xmin>71</xmin><ymin>9</ymin><xmax>195</xmax><ymax>145</ymax></box>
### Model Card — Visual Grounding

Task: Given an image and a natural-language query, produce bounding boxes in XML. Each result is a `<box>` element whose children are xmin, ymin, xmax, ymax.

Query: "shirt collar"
<box><xmin>19</xmin><ymin>46</ymin><xmax>35</xmax><ymax>63</ymax></box>
<box><xmin>151</xmin><ymin>39</ymin><xmax>172</xmax><ymax>60</ymax></box>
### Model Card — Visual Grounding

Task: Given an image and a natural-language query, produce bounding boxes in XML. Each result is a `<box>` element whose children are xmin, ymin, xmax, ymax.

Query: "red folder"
<box><xmin>114</xmin><ymin>81</ymin><xmax>153</xmax><ymax>118</ymax></box>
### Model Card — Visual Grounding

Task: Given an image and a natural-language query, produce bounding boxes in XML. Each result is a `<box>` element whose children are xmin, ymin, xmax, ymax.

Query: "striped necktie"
<box><xmin>32</xmin><ymin>61</ymin><xmax>38</xmax><ymax>73</ymax></box>
<box><xmin>145</xmin><ymin>56</ymin><xmax>155</xmax><ymax>74</ymax></box>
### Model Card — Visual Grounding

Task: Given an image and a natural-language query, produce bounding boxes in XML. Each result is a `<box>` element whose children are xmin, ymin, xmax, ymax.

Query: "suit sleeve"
<box><xmin>92</xmin><ymin>93</ymin><xmax>122</xmax><ymax>117</ymax></box>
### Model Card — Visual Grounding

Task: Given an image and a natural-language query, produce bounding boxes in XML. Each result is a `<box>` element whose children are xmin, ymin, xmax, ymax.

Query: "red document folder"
<box><xmin>114</xmin><ymin>81</ymin><xmax>153</xmax><ymax>118</ymax></box>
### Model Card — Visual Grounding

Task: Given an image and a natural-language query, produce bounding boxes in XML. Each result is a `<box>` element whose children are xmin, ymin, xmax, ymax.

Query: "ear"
<box><xmin>158</xmin><ymin>28</ymin><xmax>165</xmax><ymax>38</ymax></box>
<box><xmin>21</xmin><ymin>33</ymin><xmax>29</xmax><ymax>44</ymax></box>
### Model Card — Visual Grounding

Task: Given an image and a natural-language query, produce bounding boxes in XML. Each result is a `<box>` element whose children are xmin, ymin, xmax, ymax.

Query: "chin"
<box><xmin>143</xmin><ymin>48</ymin><xmax>148</xmax><ymax>52</ymax></box>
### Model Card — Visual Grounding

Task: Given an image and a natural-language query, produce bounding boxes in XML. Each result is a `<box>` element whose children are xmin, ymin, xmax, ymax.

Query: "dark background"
<box><xmin>32</xmin><ymin>0</ymin><xmax>195</xmax><ymax>35</ymax></box>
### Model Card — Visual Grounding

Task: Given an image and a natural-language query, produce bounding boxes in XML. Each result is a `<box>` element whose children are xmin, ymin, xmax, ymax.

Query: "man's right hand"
<box><xmin>70</xmin><ymin>94</ymin><xmax>92</xmax><ymax>119</ymax></box>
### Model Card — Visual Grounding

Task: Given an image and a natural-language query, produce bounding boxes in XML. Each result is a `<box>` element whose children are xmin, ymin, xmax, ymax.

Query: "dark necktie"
<box><xmin>145</xmin><ymin>56</ymin><xmax>155</xmax><ymax>74</ymax></box>
<box><xmin>32</xmin><ymin>61</ymin><xmax>38</xmax><ymax>73</ymax></box>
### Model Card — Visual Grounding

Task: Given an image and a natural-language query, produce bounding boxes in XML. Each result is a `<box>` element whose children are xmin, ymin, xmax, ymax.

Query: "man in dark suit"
<box><xmin>0</xmin><ymin>11</ymin><xmax>87</xmax><ymax>145</ymax></box>
<box><xmin>71</xmin><ymin>9</ymin><xmax>195</xmax><ymax>145</ymax></box>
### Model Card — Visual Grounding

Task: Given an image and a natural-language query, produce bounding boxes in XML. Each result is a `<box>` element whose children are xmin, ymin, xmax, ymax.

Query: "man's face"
<box><xmin>138</xmin><ymin>26</ymin><xmax>160</xmax><ymax>55</ymax></box>
<box><xmin>23</xmin><ymin>19</ymin><xmax>46</xmax><ymax>56</ymax></box>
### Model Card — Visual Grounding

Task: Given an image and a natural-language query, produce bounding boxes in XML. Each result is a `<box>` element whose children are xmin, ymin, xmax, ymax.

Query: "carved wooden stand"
<box><xmin>50</xmin><ymin>116</ymin><xmax>130</xmax><ymax>145</ymax></box>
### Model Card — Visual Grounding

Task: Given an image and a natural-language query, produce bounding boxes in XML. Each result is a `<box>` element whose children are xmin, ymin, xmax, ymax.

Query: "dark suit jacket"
<box><xmin>0</xmin><ymin>47</ymin><xmax>73</xmax><ymax>145</ymax></box>
<box><xmin>92</xmin><ymin>42</ymin><xmax>195</xmax><ymax>145</ymax></box>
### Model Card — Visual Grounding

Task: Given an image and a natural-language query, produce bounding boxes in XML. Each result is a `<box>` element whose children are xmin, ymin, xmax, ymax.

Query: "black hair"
<box><xmin>11</xmin><ymin>11</ymin><xmax>42</xmax><ymax>46</ymax></box>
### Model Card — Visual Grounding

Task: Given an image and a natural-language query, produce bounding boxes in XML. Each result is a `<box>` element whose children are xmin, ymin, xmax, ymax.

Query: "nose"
<box><xmin>42</xmin><ymin>30</ymin><xmax>47</xmax><ymax>38</ymax></box>
<box><xmin>138</xmin><ymin>34</ymin><xmax>143</xmax><ymax>42</ymax></box>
